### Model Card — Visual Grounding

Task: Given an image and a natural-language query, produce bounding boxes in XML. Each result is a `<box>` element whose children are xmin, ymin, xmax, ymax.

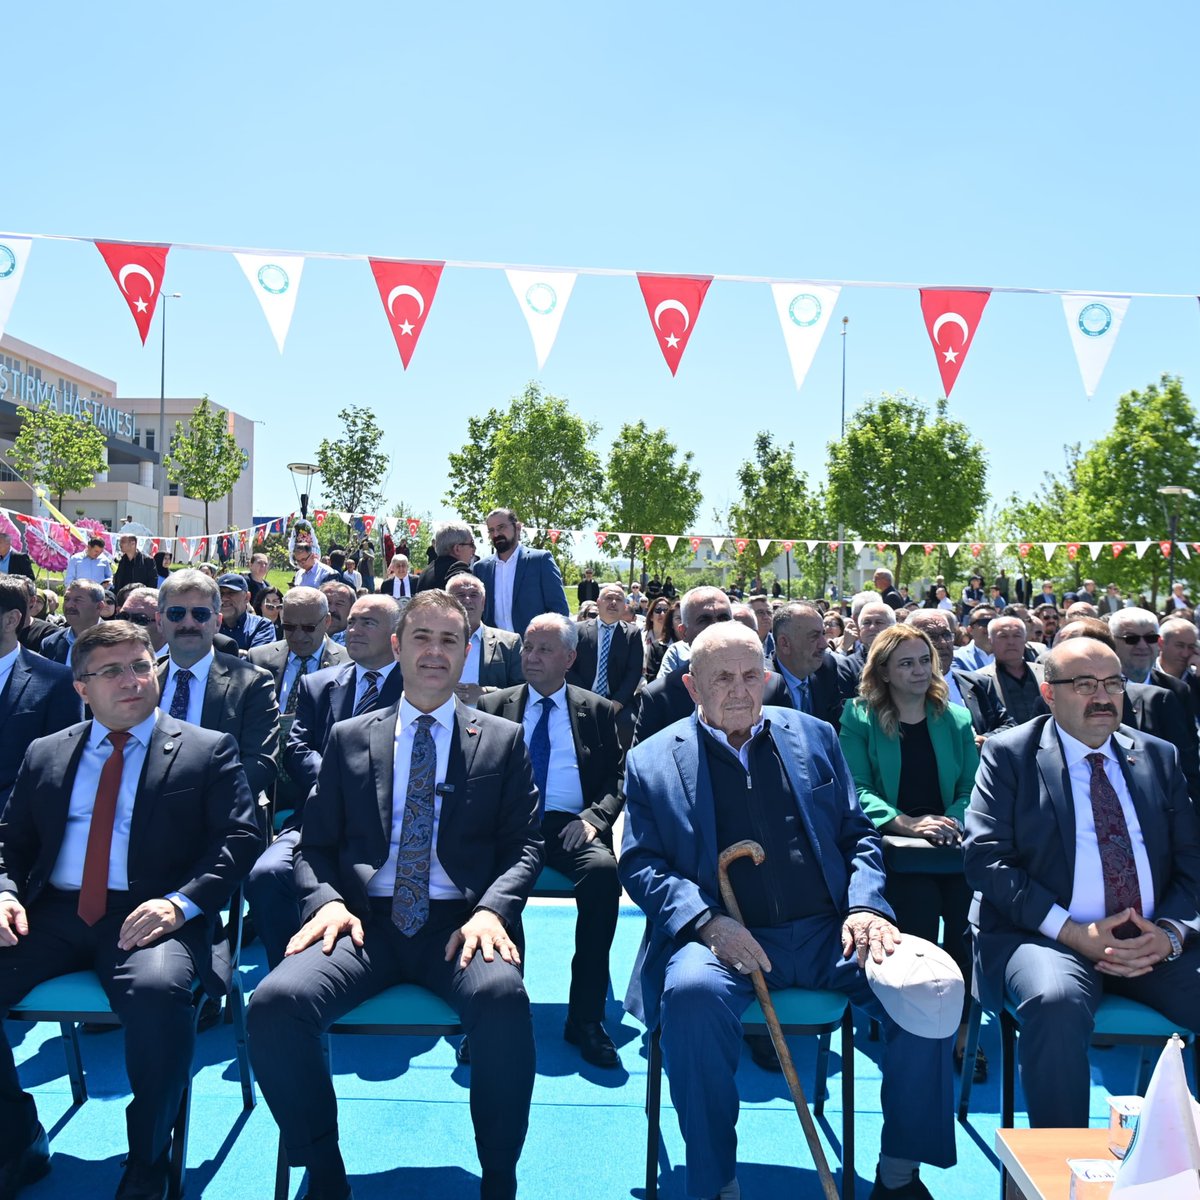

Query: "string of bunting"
<box><xmin>2</xmin><ymin>232</ymin><xmax>1197</xmax><ymax>398</ymax></box>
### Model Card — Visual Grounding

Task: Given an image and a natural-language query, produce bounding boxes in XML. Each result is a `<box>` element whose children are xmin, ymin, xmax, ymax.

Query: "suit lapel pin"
<box><xmin>1127</xmin><ymin>756</ymin><xmax>1136</xmax><ymax>765</ymax></box>
<box><xmin>163</xmin><ymin>741</ymin><xmax>174</xmax><ymax>752</ymax></box>
<box><xmin>467</xmin><ymin>726</ymin><xmax>479</xmax><ymax>737</ymax></box>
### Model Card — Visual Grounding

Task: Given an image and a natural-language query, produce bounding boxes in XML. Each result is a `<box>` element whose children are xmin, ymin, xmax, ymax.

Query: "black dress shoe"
<box><xmin>115</xmin><ymin>1150</ymin><xmax>169</xmax><ymax>1200</ymax></box>
<box><xmin>744</xmin><ymin>1032</ymin><xmax>782</xmax><ymax>1072</ymax></box>
<box><xmin>868</xmin><ymin>1169</ymin><xmax>934</xmax><ymax>1199</ymax></box>
<box><xmin>197</xmin><ymin>995</ymin><xmax>223</xmax><ymax>1032</ymax></box>
<box><xmin>456</xmin><ymin>1035</ymin><xmax>471</xmax><ymax>1065</ymax></box>
<box><xmin>563</xmin><ymin>1017</ymin><xmax>619</xmax><ymax>1068</ymax></box>
<box><xmin>0</xmin><ymin>1125</ymin><xmax>50</xmax><ymax>1200</ymax></box>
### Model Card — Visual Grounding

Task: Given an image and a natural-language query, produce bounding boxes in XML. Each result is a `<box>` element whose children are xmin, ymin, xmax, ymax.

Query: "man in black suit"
<box><xmin>964</xmin><ymin>636</ymin><xmax>1200</xmax><ymax>1128</ymax></box>
<box><xmin>112</xmin><ymin>535</ymin><xmax>158</xmax><ymax>594</ymax></box>
<box><xmin>378</xmin><ymin>554</ymin><xmax>416</xmax><ymax>599</ymax></box>
<box><xmin>416</xmin><ymin>521</ymin><xmax>476</xmax><ymax>593</ymax></box>
<box><xmin>873</xmin><ymin>567</ymin><xmax>904</xmax><ymax>611</ymax></box>
<box><xmin>1158</xmin><ymin>617</ymin><xmax>1200</xmax><ymax>718</ymax></box>
<box><xmin>446</xmin><ymin>574</ymin><xmax>524</xmax><ymax>706</ymax></box>
<box><xmin>0</xmin><ymin>621</ymin><xmax>260</xmax><ymax>1198</ymax></box>
<box><xmin>576</xmin><ymin>568</ymin><xmax>599</xmax><ymax>606</ymax></box>
<box><xmin>633</xmin><ymin>587</ymin><xmax>794</xmax><ymax>746</ymax></box>
<box><xmin>39</xmin><ymin>581</ymin><xmax>104</xmax><ymax>666</ymax></box>
<box><xmin>8</xmin><ymin>576</ymin><xmax>52</xmax><ymax>655</ymax></box>
<box><xmin>567</xmin><ymin>582</ymin><xmax>642</xmax><ymax>745</ymax></box>
<box><xmin>0</xmin><ymin>533</ymin><xmax>33</xmax><ymax>583</ymax></box>
<box><xmin>249</xmin><ymin>594</ymin><xmax>404</xmax><ymax>966</ymax></box>
<box><xmin>156</xmin><ymin>569</ymin><xmax>280</xmax><ymax>806</ymax></box>
<box><xmin>479</xmin><ymin>613</ymin><xmax>623</xmax><ymax>1068</ymax></box>
<box><xmin>1111</xmin><ymin>607</ymin><xmax>1199</xmax><ymax>720</ymax></box>
<box><xmin>769</xmin><ymin>601</ymin><xmax>860</xmax><ymax>731</ymax></box>
<box><xmin>247</xmin><ymin>590</ymin><xmax>542</xmax><ymax>1200</ymax></box>
<box><xmin>0</xmin><ymin>576</ymin><xmax>83</xmax><ymax>810</ymax></box>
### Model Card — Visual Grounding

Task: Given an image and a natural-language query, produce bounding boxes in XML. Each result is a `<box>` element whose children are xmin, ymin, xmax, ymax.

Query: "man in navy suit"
<box><xmin>472</xmin><ymin>508</ymin><xmax>569</xmax><ymax>635</ymax></box>
<box><xmin>0</xmin><ymin>533</ymin><xmax>34</xmax><ymax>582</ymax></box>
<box><xmin>0</xmin><ymin>576</ymin><xmax>83</xmax><ymax>810</ymax></box>
<box><xmin>964</xmin><ymin>636</ymin><xmax>1200</xmax><ymax>1129</ymax></box>
<box><xmin>248</xmin><ymin>590</ymin><xmax>543</xmax><ymax>1200</ymax></box>
<box><xmin>0</xmin><ymin>621</ymin><xmax>260</xmax><ymax>1199</ymax></box>
<box><xmin>247</xmin><ymin>594</ymin><xmax>404</xmax><ymax>966</ymax></box>
<box><xmin>567</xmin><ymin>582</ymin><xmax>643</xmax><ymax>745</ymax></box>
<box><xmin>621</xmin><ymin>622</ymin><xmax>956</xmax><ymax>1200</ymax></box>
<box><xmin>769</xmin><ymin>601</ymin><xmax>860</xmax><ymax>731</ymax></box>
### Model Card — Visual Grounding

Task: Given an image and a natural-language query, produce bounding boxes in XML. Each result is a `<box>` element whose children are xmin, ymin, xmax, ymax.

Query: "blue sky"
<box><xmin>5</xmin><ymin>4</ymin><xmax>1199</xmax><ymax>535</ymax></box>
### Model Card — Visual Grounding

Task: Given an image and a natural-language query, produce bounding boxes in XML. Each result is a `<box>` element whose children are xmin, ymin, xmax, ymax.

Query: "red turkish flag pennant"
<box><xmin>780</xmin><ymin>540</ymin><xmax>794</xmax><ymax>553</ymax></box>
<box><xmin>923</xmin><ymin>543</ymin><xmax>936</xmax><ymax>555</ymax></box>
<box><xmin>1112</xmin><ymin>541</ymin><xmax>1126</xmax><ymax>558</ymax></box>
<box><xmin>875</xmin><ymin>542</ymin><xmax>888</xmax><ymax>552</ymax></box>
<box><xmin>369</xmin><ymin>259</ymin><xmax>445</xmax><ymax>369</ymax></box>
<box><xmin>1160</xmin><ymin>540</ymin><xmax>1173</xmax><ymax>557</ymax></box>
<box><xmin>919</xmin><ymin>289</ymin><xmax>991</xmax><ymax>397</ymax></box>
<box><xmin>238</xmin><ymin>530</ymin><xmax>248</xmax><ymax>550</ymax></box>
<box><xmin>1067</xmin><ymin>543</ymin><xmax>1080</xmax><ymax>561</ymax></box>
<box><xmin>150</xmin><ymin>538</ymin><xmax>160</xmax><ymax>555</ymax></box>
<box><xmin>733</xmin><ymin>538</ymin><xmax>748</xmax><ymax>554</ymax></box>
<box><xmin>95</xmin><ymin>242</ymin><xmax>170</xmax><ymax>345</ymax></box>
<box><xmin>637</xmin><ymin>273</ymin><xmax>713</xmax><ymax>376</ymax></box>
<box><xmin>255</xmin><ymin>525</ymin><xmax>265</xmax><ymax>545</ymax></box>
<box><xmin>641</xmin><ymin>534</ymin><xmax>654</xmax><ymax>550</ymax></box>
<box><xmin>406</xmin><ymin>518</ymin><xmax>421</xmax><ymax>538</ymax></box>
<box><xmin>689</xmin><ymin>536</ymin><xmax>702</xmax><ymax>552</ymax></box>
<box><xmin>548</xmin><ymin>529</ymin><xmax>561</xmax><ymax>545</ymax></box>
<box><xmin>362</xmin><ymin>515</ymin><xmax>376</xmax><ymax>534</ymax></box>
<box><xmin>178</xmin><ymin>537</ymin><xmax>190</xmax><ymax>559</ymax></box>
<box><xmin>1018</xmin><ymin>543</ymin><xmax>1032</xmax><ymax>558</ymax></box>
<box><xmin>313</xmin><ymin>509</ymin><xmax>327</xmax><ymax>527</ymax></box>
<box><xmin>828</xmin><ymin>541</ymin><xmax>840</xmax><ymax>551</ymax></box>
<box><xmin>595</xmin><ymin>532</ymin><xmax>608</xmax><ymax>547</ymax></box>
<box><xmin>970</xmin><ymin>543</ymin><xmax>983</xmax><ymax>558</ymax></box>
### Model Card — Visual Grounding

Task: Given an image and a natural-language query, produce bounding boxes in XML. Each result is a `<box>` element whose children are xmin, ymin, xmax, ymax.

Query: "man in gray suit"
<box><xmin>247</xmin><ymin>587</ymin><xmax>348</xmax><ymax>711</ymax></box>
<box><xmin>964</xmin><ymin>636</ymin><xmax>1200</xmax><ymax>1128</ymax></box>
<box><xmin>446</xmin><ymin>573</ymin><xmax>524</xmax><ymax>706</ymax></box>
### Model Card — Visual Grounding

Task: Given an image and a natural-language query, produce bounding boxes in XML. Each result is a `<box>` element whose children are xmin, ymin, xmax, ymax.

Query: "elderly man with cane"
<box><xmin>620</xmin><ymin>621</ymin><xmax>959</xmax><ymax>1200</ymax></box>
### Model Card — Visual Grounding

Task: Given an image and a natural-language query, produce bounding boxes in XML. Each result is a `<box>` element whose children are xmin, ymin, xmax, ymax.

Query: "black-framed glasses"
<box><xmin>282</xmin><ymin>622</ymin><xmax>320</xmax><ymax>633</ymax></box>
<box><xmin>117</xmin><ymin>611</ymin><xmax>156</xmax><ymax>627</ymax></box>
<box><xmin>78</xmin><ymin>660</ymin><xmax>156</xmax><ymax>683</ymax></box>
<box><xmin>162</xmin><ymin>606</ymin><xmax>216</xmax><ymax>624</ymax></box>
<box><xmin>1046</xmin><ymin>674</ymin><xmax>1126</xmax><ymax>696</ymax></box>
<box><xmin>1119</xmin><ymin>633</ymin><xmax>1160</xmax><ymax>646</ymax></box>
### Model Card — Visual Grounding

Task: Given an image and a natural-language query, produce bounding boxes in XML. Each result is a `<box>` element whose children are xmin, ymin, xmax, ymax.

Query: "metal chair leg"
<box><xmin>228</xmin><ymin>979</ymin><xmax>256</xmax><ymax>1111</ymax></box>
<box><xmin>957</xmin><ymin>998</ymin><xmax>983</xmax><ymax>1121</ymax></box>
<box><xmin>274</xmin><ymin>1134</ymin><xmax>291</xmax><ymax>1200</ymax></box>
<box><xmin>169</xmin><ymin>1076</ymin><xmax>192</xmax><ymax>1198</ymax></box>
<box><xmin>645</xmin><ymin>1030</ymin><xmax>662</xmax><ymax>1200</ymax></box>
<box><xmin>813</xmin><ymin>1030</ymin><xmax>831</xmax><ymax>1116</ymax></box>
<box><xmin>59</xmin><ymin>1022</ymin><xmax>87</xmax><ymax>1106</ymax></box>
<box><xmin>1000</xmin><ymin>1011</ymin><xmax>1017</xmax><ymax>1129</ymax></box>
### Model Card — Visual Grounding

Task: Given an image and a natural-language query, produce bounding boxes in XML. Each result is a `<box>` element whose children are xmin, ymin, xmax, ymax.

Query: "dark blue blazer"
<box><xmin>472</xmin><ymin>546</ymin><xmax>569</xmax><ymax>636</ymax></box>
<box><xmin>0</xmin><ymin>648</ymin><xmax>83</xmax><ymax>809</ymax></box>
<box><xmin>964</xmin><ymin>715</ymin><xmax>1200</xmax><ymax>1009</ymax></box>
<box><xmin>619</xmin><ymin>706</ymin><xmax>890</xmax><ymax>1029</ymax></box>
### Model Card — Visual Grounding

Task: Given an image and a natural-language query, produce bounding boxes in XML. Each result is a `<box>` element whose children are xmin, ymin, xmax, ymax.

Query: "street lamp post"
<box><xmin>1158</xmin><ymin>485</ymin><xmax>1194</xmax><ymax>602</ymax></box>
<box><xmin>156</xmin><ymin>292</ymin><xmax>182</xmax><ymax>540</ymax></box>
<box><xmin>287</xmin><ymin>462</ymin><xmax>320</xmax><ymax>521</ymax></box>
<box><xmin>834</xmin><ymin>315</ymin><xmax>848</xmax><ymax>608</ymax></box>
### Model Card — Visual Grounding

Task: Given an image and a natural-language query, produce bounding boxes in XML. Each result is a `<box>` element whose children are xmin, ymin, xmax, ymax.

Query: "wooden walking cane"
<box><xmin>717</xmin><ymin>838</ymin><xmax>841</xmax><ymax>1200</ymax></box>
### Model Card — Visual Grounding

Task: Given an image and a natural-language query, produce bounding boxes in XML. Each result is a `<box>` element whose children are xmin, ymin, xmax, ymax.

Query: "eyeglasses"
<box><xmin>117</xmin><ymin>611</ymin><xmax>156</xmax><ymax>627</ymax></box>
<box><xmin>1119</xmin><ymin>633</ymin><xmax>1160</xmax><ymax>646</ymax></box>
<box><xmin>282</xmin><ymin>622</ymin><xmax>320</xmax><ymax>633</ymax></box>
<box><xmin>1046</xmin><ymin>674</ymin><xmax>1127</xmax><ymax>696</ymax></box>
<box><xmin>163</xmin><ymin>606</ymin><xmax>216</xmax><ymax>624</ymax></box>
<box><xmin>78</xmin><ymin>660</ymin><xmax>156</xmax><ymax>683</ymax></box>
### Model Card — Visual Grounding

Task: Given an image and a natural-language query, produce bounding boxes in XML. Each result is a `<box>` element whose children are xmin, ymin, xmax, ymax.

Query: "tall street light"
<box><xmin>1158</xmin><ymin>485</ymin><xmax>1193</xmax><ymax>601</ymax></box>
<box><xmin>835</xmin><ymin>315</ymin><xmax>848</xmax><ymax>607</ymax></box>
<box><xmin>156</xmin><ymin>292</ymin><xmax>183</xmax><ymax>540</ymax></box>
<box><xmin>287</xmin><ymin>462</ymin><xmax>320</xmax><ymax>521</ymax></box>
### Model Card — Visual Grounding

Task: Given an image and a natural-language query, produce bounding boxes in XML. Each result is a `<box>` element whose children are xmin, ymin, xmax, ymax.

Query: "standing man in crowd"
<box><xmin>568</xmin><ymin>582</ymin><xmax>642</xmax><ymax>745</ymax></box>
<box><xmin>113</xmin><ymin>534</ymin><xmax>157</xmax><ymax>594</ymax></box>
<box><xmin>63</xmin><ymin>536</ymin><xmax>113</xmax><ymax>589</ymax></box>
<box><xmin>474</xmin><ymin>508</ymin><xmax>569</xmax><ymax>635</ymax></box>
<box><xmin>292</xmin><ymin>538</ymin><xmax>334</xmax><ymax>589</ymax></box>
<box><xmin>446</xmin><ymin>574</ymin><xmax>524</xmax><ymax>706</ymax></box>
<box><xmin>874</xmin><ymin>568</ymin><xmax>904</xmax><ymax>611</ymax></box>
<box><xmin>577</xmin><ymin>567</ymin><xmax>600</xmax><ymax>606</ymax></box>
<box><xmin>243</xmin><ymin>552</ymin><xmax>272</xmax><ymax>603</ymax></box>
<box><xmin>218</xmin><ymin>573</ymin><xmax>276</xmax><ymax>651</ymax></box>
<box><xmin>1157</xmin><ymin>616</ymin><xmax>1200</xmax><ymax>714</ymax></box>
<box><xmin>379</xmin><ymin>554</ymin><xmax>416</xmax><ymax>599</ymax></box>
<box><xmin>0</xmin><ymin>532</ymin><xmax>33</xmax><ymax>582</ymax></box>
<box><xmin>417</xmin><ymin>522</ymin><xmax>476</xmax><ymax>593</ymax></box>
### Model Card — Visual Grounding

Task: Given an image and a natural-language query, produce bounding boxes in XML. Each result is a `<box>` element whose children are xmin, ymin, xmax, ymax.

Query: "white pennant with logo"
<box><xmin>770</xmin><ymin>283</ymin><xmax>841</xmax><ymax>391</ymax></box>
<box><xmin>234</xmin><ymin>253</ymin><xmax>306</xmax><ymax>353</ymax></box>
<box><xmin>757</xmin><ymin>539</ymin><xmax>772</xmax><ymax>557</ymax></box>
<box><xmin>1041</xmin><ymin>543</ymin><xmax>1059</xmax><ymax>561</ymax></box>
<box><xmin>505</xmin><ymin>269</ymin><xmax>577</xmax><ymax>370</ymax></box>
<box><xmin>0</xmin><ymin>237</ymin><xmax>32</xmax><ymax>342</ymax></box>
<box><xmin>665</xmin><ymin>535</ymin><xmax>680</xmax><ymax>552</ymax></box>
<box><xmin>1062</xmin><ymin>295</ymin><xmax>1130</xmax><ymax>398</ymax></box>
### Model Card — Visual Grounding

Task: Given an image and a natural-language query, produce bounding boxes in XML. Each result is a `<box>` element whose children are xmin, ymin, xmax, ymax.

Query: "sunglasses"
<box><xmin>117</xmin><ymin>611</ymin><xmax>156</xmax><ymax>627</ymax></box>
<box><xmin>163</xmin><ymin>606</ymin><xmax>216</xmax><ymax>624</ymax></box>
<box><xmin>282</xmin><ymin>622</ymin><xmax>321</xmax><ymax>633</ymax></box>
<box><xmin>1119</xmin><ymin>633</ymin><xmax>1160</xmax><ymax>645</ymax></box>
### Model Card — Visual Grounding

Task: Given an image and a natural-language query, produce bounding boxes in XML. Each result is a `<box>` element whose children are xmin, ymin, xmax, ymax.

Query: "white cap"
<box><xmin>864</xmin><ymin>935</ymin><xmax>964</xmax><ymax>1040</ymax></box>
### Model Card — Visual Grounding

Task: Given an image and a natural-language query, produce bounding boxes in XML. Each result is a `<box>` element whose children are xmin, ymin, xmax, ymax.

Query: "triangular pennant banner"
<box><xmin>641</xmin><ymin>534</ymin><xmax>655</xmax><ymax>550</ymax></box>
<box><xmin>613</xmin><ymin>532</ymin><xmax>632</xmax><ymax>551</ymax></box>
<box><xmin>734</xmin><ymin>538</ymin><xmax>749</xmax><ymax>554</ymax></box>
<box><xmin>993</xmin><ymin>543</ymin><xmax>1009</xmax><ymax>555</ymax></box>
<box><xmin>95</xmin><ymin>241</ymin><xmax>171</xmax><ymax>344</ymax></box>
<box><xmin>1112</xmin><ymin>541</ymin><xmax>1127</xmax><ymax>558</ymax></box>
<box><xmin>710</xmin><ymin>537</ymin><xmax>725</xmax><ymax>556</ymax></box>
<box><xmin>769</xmin><ymin>283</ymin><xmax>841</xmax><ymax>391</ymax></box>
<box><xmin>1087</xmin><ymin>541</ymin><xmax>1105</xmax><ymax>561</ymax></box>
<box><xmin>505</xmin><ymin>269</ymin><xmax>577</xmax><ymax>370</ymax></box>
<box><xmin>780</xmin><ymin>540</ymin><xmax>795</xmax><ymax>553</ymax></box>
<box><xmin>898</xmin><ymin>542</ymin><xmax>913</xmax><ymax>555</ymax></box>
<box><xmin>1062</xmin><ymin>295</ymin><xmax>1130</xmax><ymax>398</ymax></box>
<box><xmin>1180</xmin><ymin>543</ymin><xmax>1192</xmax><ymax>561</ymax></box>
<box><xmin>234</xmin><ymin>252</ymin><xmax>305</xmax><ymax>352</ymax></box>
<box><xmin>0</xmin><ymin>237</ymin><xmax>32</xmax><ymax>342</ymax></box>
<box><xmin>1038</xmin><ymin>542</ymin><xmax>1057</xmax><ymax>560</ymax></box>
<box><xmin>805</xmin><ymin>540</ymin><xmax>822</xmax><ymax>553</ymax></box>
<box><xmin>945</xmin><ymin>543</ymin><xmax>961</xmax><ymax>557</ymax></box>
<box><xmin>1135</xmin><ymin>540</ymin><xmax>1153</xmax><ymax>560</ymax></box>
<box><xmin>689</xmin><ymin>537</ymin><xmax>702</xmax><ymax>552</ymax></box>
<box><xmin>757</xmin><ymin>539</ymin><xmax>772</xmax><ymax>556</ymax></box>
<box><xmin>852</xmin><ymin>541</ymin><xmax>867</xmax><ymax>555</ymax></box>
<box><xmin>919</xmin><ymin>288</ymin><xmax>991</xmax><ymax>397</ymax></box>
<box><xmin>1160</xmin><ymin>541</ymin><xmax>1173</xmax><ymax>557</ymax></box>
<box><xmin>369</xmin><ymin>259</ymin><xmax>445</xmax><ymax>369</ymax></box>
<box><xmin>665</xmin><ymin>535</ymin><xmax>680</xmax><ymax>552</ymax></box>
<box><xmin>637</xmin><ymin>273</ymin><xmax>712</xmax><ymax>376</ymax></box>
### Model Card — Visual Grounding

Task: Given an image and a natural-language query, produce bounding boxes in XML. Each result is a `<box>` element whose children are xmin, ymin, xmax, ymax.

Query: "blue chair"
<box><xmin>273</xmin><ymin>984</ymin><xmax>464</xmax><ymax>1200</ymax></box>
<box><xmin>531</xmin><ymin>864</ymin><xmax>575</xmax><ymax>898</ymax></box>
<box><xmin>644</xmin><ymin>987</ymin><xmax>855</xmax><ymax>1200</ymax></box>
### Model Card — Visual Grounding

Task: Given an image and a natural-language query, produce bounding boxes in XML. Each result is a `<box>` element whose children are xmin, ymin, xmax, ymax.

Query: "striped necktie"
<box><xmin>594</xmin><ymin>623</ymin><xmax>612</xmax><ymax>697</ymax></box>
<box><xmin>353</xmin><ymin>670</ymin><xmax>381</xmax><ymax>717</ymax></box>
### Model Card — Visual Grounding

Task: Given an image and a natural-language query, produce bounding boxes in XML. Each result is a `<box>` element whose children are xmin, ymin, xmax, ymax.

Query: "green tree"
<box><xmin>9</xmin><ymin>404</ymin><xmax>108</xmax><ymax>510</ymax></box>
<box><xmin>826</xmin><ymin>393</ymin><xmax>987</xmax><ymax>584</ymax></box>
<box><xmin>603</xmin><ymin>421</ymin><xmax>701</xmax><ymax>584</ymax></box>
<box><xmin>162</xmin><ymin>396</ymin><xmax>249</xmax><ymax>535</ymax></box>
<box><xmin>444</xmin><ymin>382</ymin><xmax>603</xmax><ymax>553</ymax></box>
<box><xmin>315</xmin><ymin>405</ymin><xmax>390</xmax><ymax>517</ymax></box>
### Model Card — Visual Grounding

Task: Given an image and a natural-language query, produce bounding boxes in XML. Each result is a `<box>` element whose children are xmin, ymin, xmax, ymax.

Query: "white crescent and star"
<box><xmin>653</xmin><ymin>298</ymin><xmax>690</xmax><ymax>349</ymax></box>
<box><xmin>118</xmin><ymin>264</ymin><xmax>156</xmax><ymax>314</ymax></box>
<box><xmin>386</xmin><ymin>285</ymin><xmax>425</xmax><ymax>336</ymax></box>
<box><xmin>930</xmin><ymin>312</ymin><xmax>970</xmax><ymax>363</ymax></box>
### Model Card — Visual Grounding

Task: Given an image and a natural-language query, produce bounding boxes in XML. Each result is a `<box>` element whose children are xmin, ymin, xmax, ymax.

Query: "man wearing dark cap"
<box><xmin>218</xmin><ymin>574</ymin><xmax>276</xmax><ymax>651</ymax></box>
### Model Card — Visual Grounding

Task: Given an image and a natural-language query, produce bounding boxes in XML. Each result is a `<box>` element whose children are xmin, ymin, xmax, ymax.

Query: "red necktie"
<box><xmin>1086</xmin><ymin>752</ymin><xmax>1142</xmax><ymax>938</ymax></box>
<box><xmin>78</xmin><ymin>731</ymin><xmax>131</xmax><ymax>926</ymax></box>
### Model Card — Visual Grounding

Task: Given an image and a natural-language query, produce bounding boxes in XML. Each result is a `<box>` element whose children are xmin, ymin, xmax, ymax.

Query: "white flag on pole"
<box><xmin>505</xmin><ymin>269</ymin><xmax>577</xmax><ymax>370</ymax></box>
<box><xmin>1063</xmin><ymin>295</ymin><xmax>1130</xmax><ymax>398</ymax></box>
<box><xmin>0</xmin><ymin>237</ymin><xmax>32</xmax><ymax>342</ymax></box>
<box><xmin>234</xmin><ymin>253</ymin><xmax>305</xmax><ymax>353</ymax></box>
<box><xmin>770</xmin><ymin>283</ymin><xmax>841</xmax><ymax>392</ymax></box>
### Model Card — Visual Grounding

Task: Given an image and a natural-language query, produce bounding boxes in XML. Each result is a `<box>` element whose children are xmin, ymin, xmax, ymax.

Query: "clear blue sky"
<box><xmin>5</xmin><ymin>4</ymin><xmax>1199</xmax><ymax>536</ymax></box>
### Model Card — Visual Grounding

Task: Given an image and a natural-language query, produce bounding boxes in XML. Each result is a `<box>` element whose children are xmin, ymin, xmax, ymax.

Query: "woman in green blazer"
<box><xmin>839</xmin><ymin>622</ymin><xmax>983</xmax><ymax>1077</ymax></box>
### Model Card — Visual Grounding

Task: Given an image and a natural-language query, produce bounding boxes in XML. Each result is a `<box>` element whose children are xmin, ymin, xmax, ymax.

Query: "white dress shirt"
<box><xmin>1038</xmin><ymin>725</ymin><xmax>1158</xmax><ymax>939</ymax></box>
<box><xmin>491</xmin><ymin>547</ymin><xmax>521</xmax><ymax>633</ymax></box>
<box><xmin>368</xmin><ymin>696</ymin><xmax>464</xmax><ymax>900</ymax></box>
<box><xmin>161</xmin><ymin>649</ymin><xmax>216</xmax><ymax>725</ymax></box>
<box><xmin>0</xmin><ymin>644</ymin><xmax>20</xmax><ymax>699</ymax></box>
<box><xmin>520</xmin><ymin>685</ymin><xmax>584</xmax><ymax>815</ymax></box>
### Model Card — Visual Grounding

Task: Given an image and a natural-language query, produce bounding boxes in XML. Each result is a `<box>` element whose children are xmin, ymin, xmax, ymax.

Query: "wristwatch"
<box><xmin>1157</xmin><ymin>921</ymin><xmax>1184</xmax><ymax>962</ymax></box>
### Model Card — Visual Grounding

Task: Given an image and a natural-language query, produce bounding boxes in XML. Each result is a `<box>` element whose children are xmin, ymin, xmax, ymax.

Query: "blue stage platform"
<box><xmin>6</xmin><ymin>902</ymin><xmax>1170</xmax><ymax>1199</ymax></box>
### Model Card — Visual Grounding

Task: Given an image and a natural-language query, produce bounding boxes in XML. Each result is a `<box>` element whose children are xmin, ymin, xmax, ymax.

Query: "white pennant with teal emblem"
<box><xmin>233</xmin><ymin>252</ymin><xmax>306</xmax><ymax>353</ymax></box>
<box><xmin>0</xmin><ymin>237</ymin><xmax>32</xmax><ymax>343</ymax></box>
<box><xmin>770</xmin><ymin>282</ymin><xmax>841</xmax><ymax>391</ymax></box>
<box><xmin>505</xmin><ymin>269</ymin><xmax>577</xmax><ymax>370</ymax></box>
<box><xmin>1062</xmin><ymin>294</ymin><xmax>1130</xmax><ymax>398</ymax></box>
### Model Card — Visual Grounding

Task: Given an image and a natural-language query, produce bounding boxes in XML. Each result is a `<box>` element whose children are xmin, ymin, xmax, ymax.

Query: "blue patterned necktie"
<box><xmin>529</xmin><ymin>695</ymin><xmax>554</xmax><ymax>816</ymax></box>
<box><xmin>284</xmin><ymin>655</ymin><xmax>310</xmax><ymax>716</ymax></box>
<box><xmin>594</xmin><ymin>623</ymin><xmax>611</xmax><ymax>697</ymax></box>
<box><xmin>1086</xmin><ymin>752</ymin><xmax>1142</xmax><ymax>938</ymax></box>
<box><xmin>353</xmin><ymin>670</ymin><xmax>381</xmax><ymax>717</ymax></box>
<box><xmin>169</xmin><ymin>668</ymin><xmax>192</xmax><ymax>721</ymax></box>
<box><xmin>393</xmin><ymin>714</ymin><xmax>436</xmax><ymax>936</ymax></box>
<box><xmin>797</xmin><ymin>675</ymin><xmax>812</xmax><ymax>715</ymax></box>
